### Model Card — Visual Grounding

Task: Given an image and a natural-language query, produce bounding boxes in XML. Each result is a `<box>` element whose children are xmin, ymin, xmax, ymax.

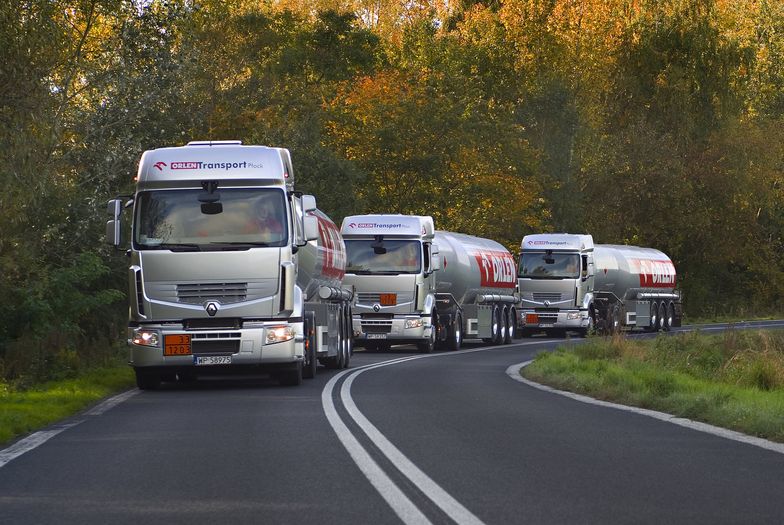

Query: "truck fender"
<box><xmin>422</xmin><ymin>293</ymin><xmax>436</xmax><ymax>317</ymax></box>
<box><xmin>292</xmin><ymin>285</ymin><xmax>304</xmax><ymax>319</ymax></box>
<box><xmin>581</xmin><ymin>292</ymin><xmax>594</xmax><ymax>310</ymax></box>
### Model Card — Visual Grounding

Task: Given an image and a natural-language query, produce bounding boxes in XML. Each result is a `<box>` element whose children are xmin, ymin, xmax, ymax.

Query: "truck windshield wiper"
<box><xmin>158</xmin><ymin>243</ymin><xmax>201</xmax><ymax>252</ymax></box>
<box><xmin>209</xmin><ymin>242</ymin><xmax>272</xmax><ymax>249</ymax></box>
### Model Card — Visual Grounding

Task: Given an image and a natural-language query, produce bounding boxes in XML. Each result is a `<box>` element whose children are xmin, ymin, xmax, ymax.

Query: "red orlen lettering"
<box><xmin>472</xmin><ymin>250</ymin><xmax>516</xmax><ymax>288</ymax></box>
<box><xmin>633</xmin><ymin>259</ymin><xmax>676</xmax><ymax>288</ymax></box>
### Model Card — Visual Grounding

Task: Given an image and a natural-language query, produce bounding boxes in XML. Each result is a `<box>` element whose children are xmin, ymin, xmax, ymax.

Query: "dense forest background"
<box><xmin>2</xmin><ymin>0</ymin><xmax>783</xmax><ymax>382</ymax></box>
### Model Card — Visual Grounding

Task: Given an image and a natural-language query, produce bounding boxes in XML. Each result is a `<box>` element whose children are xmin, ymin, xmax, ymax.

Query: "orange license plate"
<box><xmin>164</xmin><ymin>334</ymin><xmax>192</xmax><ymax>356</ymax></box>
<box><xmin>379</xmin><ymin>293</ymin><xmax>397</xmax><ymax>306</ymax></box>
<box><xmin>525</xmin><ymin>313</ymin><xmax>539</xmax><ymax>324</ymax></box>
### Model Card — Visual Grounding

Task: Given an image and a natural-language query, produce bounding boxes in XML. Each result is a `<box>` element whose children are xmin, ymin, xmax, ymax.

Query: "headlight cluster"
<box><xmin>567</xmin><ymin>312</ymin><xmax>581</xmax><ymax>320</ymax></box>
<box><xmin>132</xmin><ymin>328</ymin><xmax>159</xmax><ymax>347</ymax></box>
<box><xmin>404</xmin><ymin>318</ymin><xmax>424</xmax><ymax>329</ymax></box>
<box><xmin>266</xmin><ymin>325</ymin><xmax>295</xmax><ymax>344</ymax></box>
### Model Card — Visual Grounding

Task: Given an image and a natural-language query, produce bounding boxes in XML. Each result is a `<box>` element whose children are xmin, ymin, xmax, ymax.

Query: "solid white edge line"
<box><xmin>322</xmin><ymin>365</ymin><xmax>433</xmax><ymax>525</ymax></box>
<box><xmin>0</xmin><ymin>389</ymin><xmax>139</xmax><ymax>469</ymax></box>
<box><xmin>342</xmin><ymin>366</ymin><xmax>486</xmax><ymax>525</ymax></box>
<box><xmin>506</xmin><ymin>361</ymin><xmax>784</xmax><ymax>455</ymax></box>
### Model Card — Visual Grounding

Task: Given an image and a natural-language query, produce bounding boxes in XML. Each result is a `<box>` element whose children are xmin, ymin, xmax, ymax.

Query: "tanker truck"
<box><xmin>105</xmin><ymin>140</ymin><xmax>353</xmax><ymax>389</ymax></box>
<box><xmin>340</xmin><ymin>215</ymin><xmax>518</xmax><ymax>352</ymax></box>
<box><xmin>517</xmin><ymin>233</ymin><xmax>682</xmax><ymax>336</ymax></box>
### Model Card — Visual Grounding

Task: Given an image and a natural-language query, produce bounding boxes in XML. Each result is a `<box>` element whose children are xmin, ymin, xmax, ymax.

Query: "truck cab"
<box><xmin>518</xmin><ymin>233</ymin><xmax>595</xmax><ymax>337</ymax></box>
<box><xmin>340</xmin><ymin>215</ymin><xmax>441</xmax><ymax>353</ymax></box>
<box><xmin>105</xmin><ymin>141</ymin><xmax>351</xmax><ymax>389</ymax></box>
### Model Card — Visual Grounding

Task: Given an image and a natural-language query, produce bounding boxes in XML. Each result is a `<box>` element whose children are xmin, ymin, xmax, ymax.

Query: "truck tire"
<box><xmin>448</xmin><ymin>313</ymin><xmax>463</xmax><ymax>351</ymax></box>
<box><xmin>664</xmin><ymin>302</ymin><xmax>674</xmax><ymax>331</ymax></box>
<box><xmin>303</xmin><ymin>312</ymin><xmax>317</xmax><ymax>379</ymax></box>
<box><xmin>135</xmin><ymin>368</ymin><xmax>161</xmax><ymax>390</ymax></box>
<box><xmin>324</xmin><ymin>310</ymin><xmax>346</xmax><ymax>369</ymax></box>
<box><xmin>656</xmin><ymin>301</ymin><xmax>666</xmax><ymax>331</ymax></box>
<box><xmin>491</xmin><ymin>305</ymin><xmax>503</xmax><ymax>345</ymax></box>
<box><xmin>648</xmin><ymin>301</ymin><xmax>658</xmax><ymax>332</ymax></box>
<box><xmin>609</xmin><ymin>304</ymin><xmax>621</xmax><ymax>334</ymax></box>
<box><xmin>653</xmin><ymin>301</ymin><xmax>664</xmax><ymax>332</ymax></box>
<box><xmin>580</xmin><ymin>309</ymin><xmax>595</xmax><ymax>338</ymax></box>
<box><xmin>342</xmin><ymin>305</ymin><xmax>352</xmax><ymax>369</ymax></box>
<box><xmin>418</xmin><ymin>315</ymin><xmax>436</xmax><ymax>353</ymax></box>
<box><xmin>504</xmin><ymin>307</ymin><xmax>514</xmax><ymax>344</ymax></box>
<box><xmin>279</xmin><ymin>361</ymin><xmax>303</xmax><ymax>386</ymax></box>
<box><xmin>506</xmin><ymin>308</ymin><xmax>517</xmax><ymax>341</ymax></box>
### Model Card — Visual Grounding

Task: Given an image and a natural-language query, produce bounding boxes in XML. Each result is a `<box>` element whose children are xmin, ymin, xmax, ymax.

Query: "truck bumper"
<box><xmin>352</xmin><ymin>315</ymin><xmax>433</xmax><ymax>346</ymax></box>
<box><xmin>128</xmin><ymin>323</ymin><xmax>303</xmax><ymax>369</ymax></box>
<box><xmin>520</xmin><ymin>310</ymin><xmax>590</xmax><ymax>330</ymax></box>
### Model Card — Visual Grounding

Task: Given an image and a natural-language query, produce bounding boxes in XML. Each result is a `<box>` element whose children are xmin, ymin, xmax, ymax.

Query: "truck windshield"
<box><xmin>345</xmin><ymin>240</ymin><xmax>421</xmax><ymax>274</ymax></box>
<box><xmin>519</xmin><ymin>252</ymin><xmax>580</xmax><ymax>279</ymax></box>
<box><xmin>133</xmin><ymin>188</ymin><xmax>288</xmax><ymax>250</ymax></box>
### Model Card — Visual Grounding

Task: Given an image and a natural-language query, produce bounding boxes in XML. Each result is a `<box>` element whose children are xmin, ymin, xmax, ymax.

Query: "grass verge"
<box><xmin>0</xmin><ymin>366</ymin><xmax>135</xmax><ymax>447</ymax></box>
<box><xmin>522</xmin><ymin>329</ymin><xmax>784</xmax><ymax>443</ymax></box>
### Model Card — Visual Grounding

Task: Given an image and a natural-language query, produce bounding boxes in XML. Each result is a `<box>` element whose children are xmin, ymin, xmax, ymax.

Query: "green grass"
<box><xmin>0</xmin><ymin>366</ymin><xmax>135</xmax><ymax>446</ymax></box>
<box><xmin>522</xmin><ymin>330</ymin><xmax>784</xmax><ymax>442</ymax></box>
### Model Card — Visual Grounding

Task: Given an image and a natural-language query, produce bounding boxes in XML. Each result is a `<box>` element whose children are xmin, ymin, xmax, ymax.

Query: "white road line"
<box><xmin>506</xmin><ymin>361</ymin><xmax>784</xmax><ymax>456</ymax></box>
<box><xmin>321</xmin><ymin>362</ymin><xmax>434</xmax><ymax>525</ymax></box>
<box><xmin>342</xmin><ymin>364</ymin><xmax>485</xmax><ymax>525</ymax></box>
<box><xmin>0</xmin><ymin>389</ymin><xmax>138</xmax><ymax>469</ymax></box>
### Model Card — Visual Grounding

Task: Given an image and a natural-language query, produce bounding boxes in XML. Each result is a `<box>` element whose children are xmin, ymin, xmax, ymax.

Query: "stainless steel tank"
<box><xmin>594</xmin><ymin>245</ymin><xmax>677</xmax><ymax>300</ymax></box>
<box><xmin>434</xmin><ymin>231</ymin><xmax>517</xmax><ymax>305</ymax></box>
<box><xmin>297</xmin><ymin>209</ymin><xmax>347</xmax><ymax>300</ymax></box>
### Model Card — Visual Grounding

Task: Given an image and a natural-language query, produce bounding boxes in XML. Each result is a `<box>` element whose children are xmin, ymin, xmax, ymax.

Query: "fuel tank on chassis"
<box><xmin>296</xmin><ymin>209</ymin><xmax>346</xmax><ymax>299</ymax></box>
<box><xmin>434</xmin><ymin>231</ymin><xmax>517</xmax><ymax>305</ymax></box>
<box><xmin>593</xmin><ymin>245</ymin><xmax>677</xmax><ymax>300</ymax></box>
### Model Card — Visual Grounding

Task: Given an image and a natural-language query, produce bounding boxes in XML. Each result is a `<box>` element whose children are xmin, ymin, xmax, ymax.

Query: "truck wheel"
<box><xmin>342</xmin><ymin>306</ymin><xmax>352</xmax><ymax>369</ymax></box>
<box><xmin>507</xmin><ymin>308</ymin><xmax>517</xmax><ymax>341</ymax></box>
<box><xmin>504</xmin><ymin>307</ymin><xmax>514</xmax><ymax>344</ymax></box>
<box><xmin>648</xmin><ymin>301</ymin><xmax>658</xmax><ymax>332</ymax></box>
<box><xmin>135</xmin><ymin>368</ymin><xmax>161</xmax><ymax>390</ymax></box>
<box><xmin>664</xmin><ymin>302</ymin><xmax>674</xmax><ymax>331</ymax></box>
<box><xmin>418</xmin><ymin>316</ymin><xmax>436</xmax><ymax>353</ymax></box>
<box><xmin>491</xmin><ymin>305</ymin><xmax>503</xmax><ymax>345</ymax></box>
<box><xmin>279</xmin><ymin>361</ymin><xmax>303</xmax><ymax>386</ymax></box>
<box><xmin>323</xmin><ymin>310</ymin><xmax>345</xmax><ymax>369</ymax></box>
<box><xmin>448</xmin><ymin>313</ymin><xmax>463</xmax><ymax>351</ymax></box>
<box><xmin>656</xmin><ymin>302</ymin><xmax>666</xmax><ymax>331</ymax></box>
<box><xmin>302</xmin><ymin>312</ymin><xmax>317</xmax><ymax>379</ymax></box>
<box><xmin>580</xmin><ymin>310</ymin><xmax>595</xmax><ymax>338</ymax></box>
<box><xmin>609</xmin><ymin>304</ymin><xmax>621</xmax><ymax>334</ymax></box>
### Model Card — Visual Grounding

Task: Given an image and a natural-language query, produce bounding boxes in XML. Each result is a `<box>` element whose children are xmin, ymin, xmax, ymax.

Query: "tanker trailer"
<box><xmin>105</xmin><ymin>141</ymin><xmax>354</xmax><ymax>389</ymax></box>
<box><xmin>433</xmin><ymin>231</ymin><xmax>519</xmax><ymax>349</ymax></box>
<box><xmin>517</xmin><ymin>233</ymin><xmax>681</xmax><ymax>337</ymax></box>
<box><xmin>593</xmin><ymin>244</ymin><xmax>681</xmax><ymax>333</ymax></box>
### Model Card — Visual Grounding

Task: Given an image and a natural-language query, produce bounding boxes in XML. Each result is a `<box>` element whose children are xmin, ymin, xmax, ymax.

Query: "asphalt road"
<box><xmin>2</xmin><ymin>321</ymin><xmax>784</xmax><ymax>524</ymax></box>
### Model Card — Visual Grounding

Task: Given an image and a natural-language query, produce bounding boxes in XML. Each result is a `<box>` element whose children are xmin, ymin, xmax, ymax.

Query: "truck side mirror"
<box><xmin>430</xmin><ymin>244</ymin><xmax>441</xmax><ymax>272</ymax></box>
<box><xmin>105</xmin><ymin>199</ymin><xmax>123</xmax><ymax>246</ymax></box>
<box><xmin>302</xmin><ymin>194</ymin><xmax>317</xmax><ymax>213</ymax></box>
<box><xmin>303</xmin><ymin>215</ymin><xmax>319</xmax><ymax>242</ymax></box>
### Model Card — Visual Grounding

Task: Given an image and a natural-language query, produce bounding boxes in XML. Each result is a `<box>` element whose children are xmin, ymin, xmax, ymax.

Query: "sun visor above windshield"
<box><xmin>340</xmin><ymin>214</ymin><xmax>435</xmax><ymax>239</ymax></box>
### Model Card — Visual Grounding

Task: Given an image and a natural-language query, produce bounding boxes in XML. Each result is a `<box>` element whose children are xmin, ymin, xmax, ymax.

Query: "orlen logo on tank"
<box><xmin>632</xmin><ymin>259</ymin><xmax>676</xmax><ymax>288</ymax></box>
<box><xmin>473</xmin><ymin>250</ymin><xmax>516</xmax><ymax>288</ymax></box>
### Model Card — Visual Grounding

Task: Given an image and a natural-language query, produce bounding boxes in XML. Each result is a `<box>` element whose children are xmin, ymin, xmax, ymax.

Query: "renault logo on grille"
<box><xmin>373</xmin><ymin>304</ymin><xmax>381</xmax><ymax>312</ymax></box>
<box><xmin>544</xmin><ymin>300</ymin><xmax>551</xmax><ymax>307</ymax></box>
<box><xmin>205</xmin><ymin>302</ymin><xmax>220</xmax><ymax>316</ymax></box>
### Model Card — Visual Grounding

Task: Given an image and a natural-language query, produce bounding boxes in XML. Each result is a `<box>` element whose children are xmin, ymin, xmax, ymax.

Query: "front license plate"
<box><xmin>164</xmin><ymin>334</ymin><xmax>191</xmax><ymax>356</ymax></box>
<box><xmin>194</xmin><ymin>355</ymin><xmax>232</xmax><ymax>366</ymax></box>
<box><xmin>540</xmin><ymin>324</ymin><xmax>554</xmax><ymax>328</ymax></box>
<box><xmin>367</xmin><ymin>333</ymin><xmax>387</xmax><ymax>339</ymax></box>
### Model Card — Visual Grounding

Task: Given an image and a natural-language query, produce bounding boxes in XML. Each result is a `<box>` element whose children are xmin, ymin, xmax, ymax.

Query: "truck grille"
<box><xmin>361</xmin><ymin>320</ymin><xmax>393</xmax><ymax>334</ymax></box>
<box><xmin>177</xmin><ymin>283</ymin><xmax>248</xmax><ymax>305</ymax></box>
<box><xmin>533</xmin><ymin>292</ymin><xmax>563</xmax><ymax>302</ymax></box>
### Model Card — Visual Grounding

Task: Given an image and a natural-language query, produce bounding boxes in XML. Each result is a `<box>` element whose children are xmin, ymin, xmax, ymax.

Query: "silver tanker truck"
<box><xmin>517</xmin><ymin>233</ymin><xmax>682</xmax><ymax>336</ymax></box>
<box><xmin>105</xmin><ymin>141</ymin><xmax>353</xmax><ymax>389</ymax></box>
<box><xmin>340</xmin><ymin>214</ymin><xmax>518</xmax><ymax>352</ymax></box>
<box><xmin>433</xmin><ymin>231</ymin><xmax>519</xmax><ymax>348</ymax></box>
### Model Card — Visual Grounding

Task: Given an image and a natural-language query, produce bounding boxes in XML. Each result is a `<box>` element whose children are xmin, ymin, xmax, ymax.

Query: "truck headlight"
<box><xmin>405</xmin><ymin>318</ymin><xmax>424</xmax><ymax>329</ymax></box>
<box><xmin>266</xmin><ymin>326</ymin><xmax>295</xmax><ymax>344</ymax></box>
<box><xmin>567</xmin><ymin>312</ymin><xmax>581</xmax><ymax>320</ymax></box>
<box><xmin>132</xmin><ymin>328</ymin><xmax>159</xmax><ymax>347</ymax></box>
